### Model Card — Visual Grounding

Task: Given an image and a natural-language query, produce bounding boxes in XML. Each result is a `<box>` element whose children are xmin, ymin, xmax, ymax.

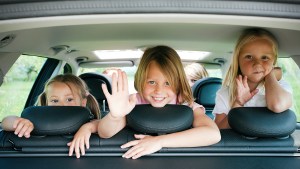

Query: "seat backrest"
<box><xmin>191</xmin><ymin>77</ymin><xmax>222</xmax><ymax>119</ymax></box>
<box><xmin>79</xmin><ymin>72</ymin><xmax>112</xmax><ymax>117</ymax></box>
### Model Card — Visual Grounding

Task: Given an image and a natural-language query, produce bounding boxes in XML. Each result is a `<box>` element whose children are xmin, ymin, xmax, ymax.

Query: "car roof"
<box><xmin>0</xmin><ymin>0</ymin><xmax>300</xmax><ymax>72</ymax></box>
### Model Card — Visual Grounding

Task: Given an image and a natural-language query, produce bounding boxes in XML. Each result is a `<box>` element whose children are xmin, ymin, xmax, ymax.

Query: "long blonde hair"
<box><xmin>36</xmin><ymin>74</ymin><xmax>100</xmax><ymax>119</ymax></box>
<box><xmin>223</xmin><ymin>28</ymin><xmax>278</xmax><ymax>107</ymax></box>
<box><xmin>134</xmin><ymin>45</ymin><xmax>194</xmax><ymax>105</ymax></box>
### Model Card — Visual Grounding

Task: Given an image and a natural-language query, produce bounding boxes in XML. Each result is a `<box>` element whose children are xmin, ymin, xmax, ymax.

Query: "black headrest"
<box><xmin>192</xmin><ymin>77</ymin><xmax>222</xmax><ymax>107</ymax></box>
<box><xmin>21</xmin><ymin>106</ymin><xmax>91</xmax><ymax>135</ymax></box>
<box><xmin>228</xmin><ymin>107</ymin><xmax>297</xmax><ymax>138</ymax></box>
<box><xmin>79</xmin><ymin>72</ymin><xmax>112</xmax><ymax>101</ymax></box>
<box><xmin>126</xmin><ymin>104</ymin><xmax>193</xmax><ymax>134</ymax></box>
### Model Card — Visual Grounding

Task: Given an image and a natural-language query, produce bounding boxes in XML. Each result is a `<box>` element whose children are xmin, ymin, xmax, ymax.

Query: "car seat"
<box><xmin>191</xmin><ymin>77</ymin><xmax>222</xmax><ymax>119</ymax></box>
<box><xmin>79</xmin><ymin>72</ymin><xmax>112</xmax><ymax>117</ymax></box>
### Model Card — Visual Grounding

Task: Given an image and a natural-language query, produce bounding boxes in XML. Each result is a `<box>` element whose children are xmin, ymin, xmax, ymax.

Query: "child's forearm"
<box><xmin>97</xmin><ymin>112</ymin><xmax>126</xmax><ymax>138</ymax></box>
<box><xmin>158</xmin><ymin>126</ymin><xmax>221</xmax><ymax>148</ymax></box>
<box><xmin>1</xmin><ymin>116</ymin><xmax>19</xmax><ymax>131</ymax></box>
<box><xmin>83</xmin><ymin>120</ymin><xmax>99</xmax><ymax>133</ymax></box>
<box><xmin>265</xmin><ymin>72</ymin><xmax>292</xmax><ymax>112</ymax></box>
<box><xmin>214</xmin><ymin>114</ymin><xmax>230</xmax><ymax>129</ymax></box>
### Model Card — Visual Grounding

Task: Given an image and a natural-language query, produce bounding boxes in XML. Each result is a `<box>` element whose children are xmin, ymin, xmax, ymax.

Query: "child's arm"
<box><xmin>121</xmin><ymin>107</ymin><xmax>221</xmax><ymax>159</ymax></box>
<box><xmin>1</xmin><ymin>116</ymin><xmax>34</xmax><ymax>138</ymax></box>
<box><xmin>98</xmin><ymin>70</ymin><xmax>136</xmax><ymax>138</ymax></box>
<box><xmin>214</xmin><ymin>114</ymin><xmax>230</xmax><ymax>129</ymax></box>
<box><xmin>67</xmin><ymin>120</ymin><xmax>99</xmax><ymax>158</ymax></box>
<box><xmin>265</xmin><ymin>67</ymin><xmax>292</xmax><ymax>113</ymax></box>
<box><xmin>215</xmin><ymin>75</ymin><xmax>259</xmax><ymax>129</ymax></box>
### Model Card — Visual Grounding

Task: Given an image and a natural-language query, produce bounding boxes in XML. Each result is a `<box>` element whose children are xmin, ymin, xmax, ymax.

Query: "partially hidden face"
<box><xmin>142</xmin><ymin>61</ymin><xmax>177</xmax><ymax>107</ymax></box>
<box><xmin>238</xmin><ymin>38</ymin><xmax>275</xmax><ymax>85</ymax></box>
<box><xmin>46</xmin><ymin>82</ymin><xmax>87</xmax><ymax>107</ymax></box>
<box><xmin>186</xmin><ymin>75</ymin><xmax>197</xmax><ymax>87</ymax></box>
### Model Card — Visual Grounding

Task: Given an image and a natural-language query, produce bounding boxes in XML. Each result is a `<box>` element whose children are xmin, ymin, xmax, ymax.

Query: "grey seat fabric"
<box><xmin>79</xmin><ymin>72</ymin><xmax>112</xmax><ymax>117</ymax></box>
<box><xmin>191</xmin><ymin>77</ymin><xmax>222</xmax><ymax>119</ymax></box>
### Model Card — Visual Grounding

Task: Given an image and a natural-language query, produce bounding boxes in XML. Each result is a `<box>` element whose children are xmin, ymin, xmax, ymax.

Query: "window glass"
<box><xmin>0</xmin><ymin>55</ymin><xmax>47</xmax><ymax>120</ymax></box>
<box><xmin>79</xmin><ymin>66</ymin><xmax>137</xmax><ymax>94</ymax></box>
<box><xmin>277</xmin><ymin>58</ymin><xmax>300</xmax><ymax>121</ymax></box>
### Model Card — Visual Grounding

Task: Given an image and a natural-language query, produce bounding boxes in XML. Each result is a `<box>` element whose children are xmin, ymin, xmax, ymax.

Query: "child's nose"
<box><xmin>253</xmin><ymin>59</ymin><xmax>262</xmax><ymax>66</ymax></box>
<box><xmin>57</xmin><ymin>102</ymin><xmax>66</xmax><ymax>106</ymax></box>
<box><xmin>154</xmin><ymin>84</ymin><xmax>163</xmax><ymax>93</ymax></box>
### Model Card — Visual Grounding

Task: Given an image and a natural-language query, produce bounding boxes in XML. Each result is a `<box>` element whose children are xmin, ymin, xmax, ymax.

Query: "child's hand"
<box><xmin>121</xmin><ymin>134</ymin><xmax>162</xmax><ymax>159</ymax></box>
<box><xmin>102</xmin><ymin>70</ymin><xmax>136</xmax><ymax>119</ymax></box>
<box><xmin>235</xmin><ymin>75</ymin><xmax>258</xmax><ymax>107</ymax></box>
<box><xmin>67</xmin><ymin>123</ymin><xmax>92</xmax><ymax>158</ymax></box>
<box><xmin>13</xmin><ymin>117</ymin><xmax>34</xmax><ymax>138</ymax></box>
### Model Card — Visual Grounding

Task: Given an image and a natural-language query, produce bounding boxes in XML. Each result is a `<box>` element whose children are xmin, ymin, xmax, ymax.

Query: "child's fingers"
<box><xmin>80</xmin><ymin>140</ymin><xmax>85</xmax><ymax>156</ymax></box>
<box><xmin>242</xmin><ymin>76</ymin><xmax>248</xmax><ymax>87</ymax></box>
<box><xmin>117</xmin><ymin>70</ymin><xmax>123</xmax><ymax>92</ymax></box>
<box><xmin>134</xmin><ymin>134</ymin><xmax>147</xmax><ymax>139</ymax></box>
<box><xmin>121</xmin><ymin>140</ymin><xmax>140</xmax><ymax>149</ymax></box>
<box><xmin>74</xmin><ymin>139</ymin><xmax>81</xmax><ymax>158</ymax></box>
<box><xmin>123</xmin><ymin>146</ymin><xmax>144</xmax><ymax>159</ymax></box>
<box><xmin>68</xmin><ymin>141</ymin><xmax>75</xmax><ymax>156</ymax></box>
<box><xmin>85</xmin><ymin>136</ymin><xmax>90</xmax><ymax>149</ymax></box>
<box><xmin>14</xmin><ymin>122</ymin><xmax>25</xmax><ymax>136</ymax></box>
<box><xmin>102</xmin><ymin>84</ymin><xmax>110</xmax><ymax>98</ymax></box>
<box><xmin>251</xmin><ymin>89</ymin><xmax>259</xmax><ymax>97</ymax></box>
<box><xmin>18</xmin><ymin>125</ymin><xmax>29</xmax><ymax>137</ymax></box>
<box><xmin>122</xmin><ymin>71</ymin><xmax>128</xmax><ymax>92</ymax></box>
<box><xmin>23</xmin><ymin>125</ymin><xmax>34</xmax><ymax>138</ymax></box>
<box><xmin>111</xmin><ymin>72</ymin><xmax>118</xmax><ymax>94</ymax></box>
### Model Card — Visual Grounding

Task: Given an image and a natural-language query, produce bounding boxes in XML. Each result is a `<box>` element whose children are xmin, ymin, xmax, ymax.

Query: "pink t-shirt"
<box><xmin>133</xmin><ymin>93</ymin><xmax>205</xmax><ymax>112</ymax></box>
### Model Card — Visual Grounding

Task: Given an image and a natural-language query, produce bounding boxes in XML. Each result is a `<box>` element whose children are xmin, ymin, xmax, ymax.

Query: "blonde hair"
<box><xmin>184</xmin><ymin>63</ymin><xmax>208</xmax><ymax>81</ymax></box>
<box><xmin>134</xmin><ymin>45</ymin><xmax>194</xmax><ymax>105</ymax></box>
<box><xmin>36</xmin><ymin>74</ymin><xmax>100</xmax><ymax>119</ymax></box>
<box><xmin>223</xmin><ymin>28</ymin><xmax>279</xmax><ymax>107</ymax></box>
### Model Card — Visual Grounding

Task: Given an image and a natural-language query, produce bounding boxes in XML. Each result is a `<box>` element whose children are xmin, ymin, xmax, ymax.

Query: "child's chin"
<box><xmin>150</xmin><ymin>103</ymin><xmax>166</xmax><ymax>108</ymax></box>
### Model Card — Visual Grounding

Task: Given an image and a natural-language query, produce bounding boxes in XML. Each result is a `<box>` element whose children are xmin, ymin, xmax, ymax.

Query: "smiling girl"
<box><xmin>98</xmin><ymin>45</ymin><xmax>221</xmax><ymax>159</ymax></box>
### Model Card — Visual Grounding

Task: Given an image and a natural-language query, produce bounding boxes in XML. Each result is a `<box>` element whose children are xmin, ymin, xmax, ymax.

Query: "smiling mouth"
<box><xmin>152</xmin><ymin>96</ymin><xmax>165</xmax><ymax>101</ymax></box>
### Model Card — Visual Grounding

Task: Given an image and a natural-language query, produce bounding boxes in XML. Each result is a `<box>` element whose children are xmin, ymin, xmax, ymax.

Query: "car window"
<box><xmin>0</xmin><ymin>55</ymin><xmax>47</xmax><ymax>121</ymax></box>
<box><xmin>79</xmin><ymin>66</ymin><xmax>138</xmax><ymax>94</ymax></box>
<box><xmin>278</xmin><ymin>58</ymin><xmax>300</xmax><ymax>121</ymax></box>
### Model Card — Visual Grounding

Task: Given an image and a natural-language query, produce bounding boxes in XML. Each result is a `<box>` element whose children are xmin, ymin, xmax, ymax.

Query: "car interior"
<box><xmin>0</xmin><ymin>0</ymin><xmax>300</xmax><ymax>169</ymax></box>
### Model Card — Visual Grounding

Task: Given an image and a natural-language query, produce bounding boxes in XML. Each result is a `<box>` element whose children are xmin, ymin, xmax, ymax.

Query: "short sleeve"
<box><xmin>212</xmin><ymin>87</ymin><xmax>231</xmax><ymax>116</ymax></box>
<box><xmin>279</xmin><ymin>78</ymin><xmax>293</xmax><ymax>94</ymax></box>
<box><xmin>192</xmin><ymin>102</ymin><xmax>205</xmax><ymax>113</ymax></box>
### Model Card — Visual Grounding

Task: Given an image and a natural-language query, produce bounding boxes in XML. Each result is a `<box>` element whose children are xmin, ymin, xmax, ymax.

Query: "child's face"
<box><xmin>186</xmin><ymin>75</ymin><xmax>197</xmax><ymax>87</ymax></box>
<box><xmin>142</xmin><ymin>61</ymin><xmax>177</xmax><ymax>107</ymax></box>
<box><xmin>46</xmin><ymin>82</ymin><xmax>87</xmax><ymax>107</ymax></box>
<box><xmin>238</xmin><ymin>38</ymin><xmax>275</xmax><ymax>85</ymax></box>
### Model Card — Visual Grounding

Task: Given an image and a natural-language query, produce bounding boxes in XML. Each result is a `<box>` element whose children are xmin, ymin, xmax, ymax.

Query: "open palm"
<box><xmin>102</xmin><ymin>70</ymin><xmax>136</xmax><ymax>119</ymax></box>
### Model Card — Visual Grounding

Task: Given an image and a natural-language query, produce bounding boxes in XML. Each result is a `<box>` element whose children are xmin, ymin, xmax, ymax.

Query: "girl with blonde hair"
<box><xmin>98</xmin><ymin>45</ymin><xmax>221</xmax><ymax>159</ymax></box>
<box><xmin>213</xmin><ymin>28</ymin><xmax>293</xmax><ymax>129</ymax></box>
<box><xmin>184</xmin><ymin>62</ymin><xmax>209</xmax><ymax>87</ymax></box>
<box><xmin>1</xmin><ymin>74</ymin><xmax>101</xmax><ymax>158</ymax></box>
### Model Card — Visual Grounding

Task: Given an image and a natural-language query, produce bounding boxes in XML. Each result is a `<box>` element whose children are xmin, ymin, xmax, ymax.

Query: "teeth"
<box><xmin>153</xmin><ymin>97</ymin><xmax>164</xmax><ymax>101</ymax></box>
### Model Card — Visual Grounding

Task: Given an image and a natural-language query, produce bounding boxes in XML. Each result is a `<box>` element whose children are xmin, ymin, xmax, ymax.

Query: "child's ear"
<box><xmin>81</xmin><ymin>98</ymin><xmax>87</xmax><ymax>107</ymax></box>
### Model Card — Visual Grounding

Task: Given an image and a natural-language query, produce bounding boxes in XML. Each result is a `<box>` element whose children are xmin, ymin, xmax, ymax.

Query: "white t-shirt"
<box><xmin>212</xmin><ymin>79</ymin><xmax>292</xmax><ymax>116</ymax></box>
